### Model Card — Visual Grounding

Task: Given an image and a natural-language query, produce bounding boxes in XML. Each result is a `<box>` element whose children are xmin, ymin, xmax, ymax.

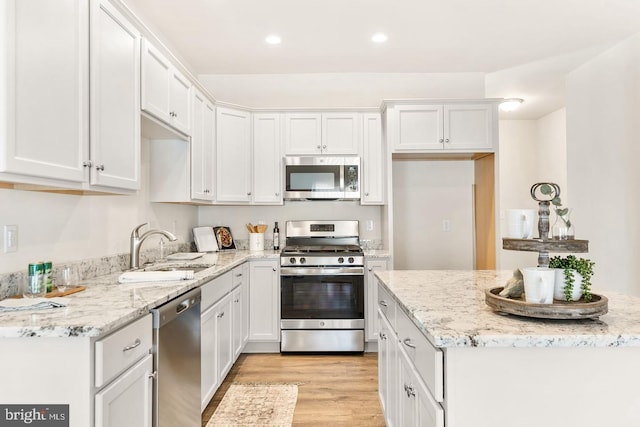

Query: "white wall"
<box><xmin>497</xmin><ymin>108</ymin><xmax>568</xmax><ymax>270</ymax></box>
<box><xmin>392</xmin><ymin>160</ymin><xmax>475</xmax><ymax>270</ymax></box>
<box><xmin>197</xmin><ymin>203</ymin><xmax>383</xmax><ymax>245</ymax></box>
<box><xmin>566</xmin><ymin>34</ymin><xmax>640</xmax><ymax>295</ymax></box>
<box><xmin>0</xmin><ymin>139</ymin><xmax>198</xmax><ymax>274</ymax></box>
<box><xmin>198</xmin><ymin>73</ymin><xmax>486</xmax><ymax>108</ymax></box>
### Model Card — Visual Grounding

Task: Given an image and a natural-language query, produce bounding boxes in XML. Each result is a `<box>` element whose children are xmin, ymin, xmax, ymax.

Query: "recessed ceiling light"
<box><xmin>499</xmin><ymin>98</ymin><xmax>524</xmax><ymax>112</ymax></box>
<box><xmin>371</xmin><ymin>33</ymin><xmax>388</xmax><ymax>43</ymax></box>
<box><xmin>265</xmin><ymin>35</ymin><xmax>282</xmax><ymax>45</ymax></box>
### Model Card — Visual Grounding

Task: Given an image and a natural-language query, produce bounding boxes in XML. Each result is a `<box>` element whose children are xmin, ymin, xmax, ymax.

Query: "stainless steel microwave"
<box><xmin>284</xmin><ymin>156</ymin><xmax>360</xmax><ymax>200</ymax></box>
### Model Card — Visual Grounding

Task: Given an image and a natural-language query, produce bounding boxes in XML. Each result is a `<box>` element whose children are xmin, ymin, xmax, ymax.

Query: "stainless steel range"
<box><xmin>280</xmin><ymin>220</ymin><xmax>365</xmax><ymax>352</ymax></box>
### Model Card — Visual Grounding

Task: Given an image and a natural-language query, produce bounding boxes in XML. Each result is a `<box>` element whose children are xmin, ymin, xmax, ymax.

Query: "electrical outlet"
<box><xmin>442</xmin><ymin>220</ymin><xmax>451</xmax><ymax>232</ymax></box>
<box><xmin>4</xmin><ymin>225</ymin><xmax>18</xmax><ymax>253</ymax></box>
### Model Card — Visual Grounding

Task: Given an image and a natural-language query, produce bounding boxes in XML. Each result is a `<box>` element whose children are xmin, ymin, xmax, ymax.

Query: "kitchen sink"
<box><xmin>147</xmin><ymin>266</ymin><xmax>211</xmax><ymax>273</ymax></box>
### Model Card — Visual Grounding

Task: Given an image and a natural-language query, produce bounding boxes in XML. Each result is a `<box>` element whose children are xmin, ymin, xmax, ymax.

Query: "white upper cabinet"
<box><xmin>1</xmin><ymin>0</ymin><xmax>141</xmax><ymax>193</ymax></box>
<box><xmin>322</xmin><ymin>113</ymin><xmax>362</xmax><ymax>154</ymax></box>
<box><xmin>191</xmin><ymin>88</ymin><xmax>215</xmax><ymax>201</ymax></box>
<box><xmin>89</xmin><ymin>0</ymin><xmax>141</xmax><ymax>190</ymax></box>
<box><xmin>1</xmin><ymin>0</ymin><xmax>89</xmax><ymax>183</ymax></box>
<box><xmin>216</xmin><ymin>107</ymin><xmax>252</xmax><ymax>203</ymax></box>
<box><xmin>284</xmin><ymin>112</ymin><xmax>361</xmax><ymax>155</ymax></box>
<box><xmin>141</xmin><ymin>39</ymin><xmax>191</xmax><ymax>136</ymax></box>
<box><xmin>252</xmin><ymin>113</ymin><xmax>283</xmax><ymax>204</ymax></box>
<box><xmin>361</xmin><ymin>113</ymin><xmax>385</xmax><ymax>205</ymax></box>
<box><xmin>390</xmin><ymin>102</ymin><xmax>496</xmax><ymax>152</ymax></box>
<box><xmin>284</xmin><ymin>113</ymin><xmax>322</xmax><ymax>155</ymax></box>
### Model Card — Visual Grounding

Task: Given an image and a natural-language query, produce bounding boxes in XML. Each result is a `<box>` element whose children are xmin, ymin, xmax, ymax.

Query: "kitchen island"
<box><xmin>375</xmin><ymin>270</ymin><xmax>640</xmax><ymax>427</ymax></box>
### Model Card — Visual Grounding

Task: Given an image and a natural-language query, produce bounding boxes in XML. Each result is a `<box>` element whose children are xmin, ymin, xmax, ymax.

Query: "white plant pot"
<box><xmin>553</xmin><ymin>269</ymin><xmax>583</xmax><ymax>301</ymax></box>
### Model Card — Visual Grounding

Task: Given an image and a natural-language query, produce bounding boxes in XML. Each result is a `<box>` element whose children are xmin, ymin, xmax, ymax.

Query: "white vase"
<box><xmin>553</xmin><ymin>269</ymin><xmax>583</xmax><ymax>301</ymax></box>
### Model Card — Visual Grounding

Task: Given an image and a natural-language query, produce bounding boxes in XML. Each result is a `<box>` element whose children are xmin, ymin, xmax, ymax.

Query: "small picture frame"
<box><xmin>213</xmin><ymin>226</ymin><xmax>236</xmax><ymax>250</ymax></box>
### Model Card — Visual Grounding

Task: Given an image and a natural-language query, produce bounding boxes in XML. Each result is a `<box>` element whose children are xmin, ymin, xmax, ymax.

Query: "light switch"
<box><xmin>4</xmin><ymin>225</ymin><xmax>18</xmax><ymax>253</ymax></box>
<box><xmin>366</xmin><ymin>220</ymin><xmax>374</xmax><ymax>231</ymax></box>
<box><xmin>442</xmin><ymin>220</ymin><xmax>451</xmax><ymax>232</ymax></box>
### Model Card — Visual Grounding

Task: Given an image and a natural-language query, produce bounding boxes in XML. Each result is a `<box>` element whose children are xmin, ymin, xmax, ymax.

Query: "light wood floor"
<box><xmin>202</xmin><ymin>353</ymin><xmax>385</xmax><ymax>426</ymax></box>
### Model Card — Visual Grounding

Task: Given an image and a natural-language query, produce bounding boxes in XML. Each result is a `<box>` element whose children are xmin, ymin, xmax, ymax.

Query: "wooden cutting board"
<box><xmin>45</xmin><ymin>285</ymin><xmax>86</xmax><ymax>298</ymax></box>
<box><xmin>15</xmin><ymin>286</ymin><xmax>86</xmax><ymax>299</ymax></box>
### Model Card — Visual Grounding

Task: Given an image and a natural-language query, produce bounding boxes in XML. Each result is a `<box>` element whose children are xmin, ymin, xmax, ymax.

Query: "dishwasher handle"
<box><xmin>152</xmin><ymin>287</ymin><xmax>201</xmax><ymax>329</ymax></box>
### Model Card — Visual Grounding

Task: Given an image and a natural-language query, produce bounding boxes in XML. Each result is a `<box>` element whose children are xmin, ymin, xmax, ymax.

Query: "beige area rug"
<box><xmin>207</xmin><ymin>384</ymin><xmax>298</xmax><ymax>427</ymax></box>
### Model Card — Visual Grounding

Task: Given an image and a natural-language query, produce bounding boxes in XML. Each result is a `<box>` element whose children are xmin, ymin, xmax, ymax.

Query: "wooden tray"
<box><xmin>485</xmin><ymin>287</ymin><xmax>608</xmax><ymax>319</ymax></box>
<box><xmin>15</xmin><ymin>286</ymin><xmax>86</xmax><ymax>299</ymax></box>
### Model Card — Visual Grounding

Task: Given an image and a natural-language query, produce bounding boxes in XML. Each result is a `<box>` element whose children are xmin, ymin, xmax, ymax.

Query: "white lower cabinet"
<box><xmin>95</xmin><ymin>353</ymin><xmax>153</xmax><ymax>427</ymax></box>
<box><xmin>232</xmin><ymin>263</ymin><xmax>250</xmax><ymax>358</ymax></box>
<box><xmin>94</xmin><ymin>314</ymin><xmax>153</xmax><ymax>427</ymax></box>
<box><xmin>377</xmin><ymin>281</ymin><xmax>444</xmax><ymax>427</ymax></box>
<box><xmin>215</xmin><ymin>293</ymin><xmax>234</xmax><ymax>384</ymax></box>
<box><xmin>365</xmin><ymin>258</ymin><xmax>388</xmax><ymax>342</ymax></box>
<box><xmin>200</xmin><ymin>264</ymin><xmax>251</xmax><ymax>410</ymax></box>
<box><xmin>248</xmin><ymin>260</ymin><xmax>280</xmax><ymax>342</ymax></box>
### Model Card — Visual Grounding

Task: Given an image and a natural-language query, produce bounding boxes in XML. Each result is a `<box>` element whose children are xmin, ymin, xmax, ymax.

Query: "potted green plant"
<box><xmin>548</xmin><ymin>255</ymin><xmax>595</xmax><ymax>302</ymax></box>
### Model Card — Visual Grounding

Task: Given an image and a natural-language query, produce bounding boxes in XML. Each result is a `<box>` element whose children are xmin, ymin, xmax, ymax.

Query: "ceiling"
<box><xmin>122</xmin><ymin>0</ymin><xmax>640</xmax><ymax>119</ymax></box>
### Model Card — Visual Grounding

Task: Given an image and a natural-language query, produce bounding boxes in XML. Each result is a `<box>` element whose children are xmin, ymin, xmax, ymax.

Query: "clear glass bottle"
<box><xmin>273</xmin><ymin>222</ymin><xmax>280</xmax><ymax>250</ymax></box>
<box><xmin>552</xmin><ymin>209</ymin><xmax>575</xmax><ymax>240</ymax></box>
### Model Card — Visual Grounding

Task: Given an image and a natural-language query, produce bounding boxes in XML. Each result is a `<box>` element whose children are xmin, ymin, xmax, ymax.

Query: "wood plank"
<box><xmin>202</xmin><ymin>353</ymin><xmax>385</xmax><ymax>426</ymax></box>
<box><xmin>474</xmin><ymin>153</ymin><xmax>496</xmax><ymax>269</ymax></box>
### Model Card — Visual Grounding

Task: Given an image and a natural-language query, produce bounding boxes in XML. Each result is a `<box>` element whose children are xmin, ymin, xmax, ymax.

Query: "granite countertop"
<box><xmin>375</xmin><ymin>270</ymin><xmax>640</xmax><ymax>348</ymax></box>
<box><xmin>0</xmin><ymin>251</ymin><xmax>279</xmax><ymax>339</ymax></box>
<box><xmin>363</xmin><ymin>250</ymin><xmax>390</xmax><ymax>258</ymax></box>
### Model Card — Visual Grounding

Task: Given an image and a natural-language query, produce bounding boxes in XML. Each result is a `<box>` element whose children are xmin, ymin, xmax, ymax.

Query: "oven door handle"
<box><xmin>280</xmin><ymin>267</ymin><xmax>365</xmax><ymax>276</ymax></box>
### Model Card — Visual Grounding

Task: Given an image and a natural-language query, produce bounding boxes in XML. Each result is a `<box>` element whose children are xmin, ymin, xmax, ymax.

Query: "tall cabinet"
<box><xmin>216</xmin><ymin>107</ymin><xmax>252</xmax><ymax>203</ymax></box>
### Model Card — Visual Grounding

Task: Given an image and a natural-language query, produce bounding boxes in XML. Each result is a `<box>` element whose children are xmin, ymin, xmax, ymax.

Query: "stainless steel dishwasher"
<box><xmin>152</xmin><ymin>287</ymin><xmax>201</xmax><ymax>427</ymax></box>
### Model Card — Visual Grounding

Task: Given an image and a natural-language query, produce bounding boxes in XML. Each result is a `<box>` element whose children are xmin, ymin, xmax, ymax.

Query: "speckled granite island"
<box><xmin>374</xmin><ymin>270</ymin><xmax>640</xmax><ymax>427</ymax></box>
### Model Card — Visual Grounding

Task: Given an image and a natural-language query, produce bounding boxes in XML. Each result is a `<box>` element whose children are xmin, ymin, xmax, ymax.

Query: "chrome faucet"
<box><xmin>130</xmin><ymin>223</ymin><xmax>177</xmax><ymax>269</ymax></box>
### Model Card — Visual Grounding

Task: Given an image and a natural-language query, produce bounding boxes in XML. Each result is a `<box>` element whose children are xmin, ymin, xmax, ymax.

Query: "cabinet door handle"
<box><xmin>247</xmin><ymin>192</ymin><xmax>252</xmax><ymax>196</ymax></box>
<box><xmin>234</xmin><ymin>298</ymin><xmax>240</xmax><ymax>303</ymax></box>
<box><xmin>236</xmin><ymin>273</ymin><xmax>242</xmax><ymax>277</ymax></box>
<box><xmin>83</xmin><ymin>161</ymin><xmax>92</xmax><ymax>168</ymax></box>
<box><xmin>365</xmin><ymin>192</ymin><xmax>369</xmax><ymax>196</ymax></box>
<box><xmin>379</xmin><ymin>300</ymin><xmax>388</xmax><ymax>307</ymax></box>
<box><xmin>322</xmin><ymin>145</ymin><xmax>327</xmax><ymax>150</ymax></box>
<box><xmin>445</xmin><ymin>138</ymin><xmax>450</xmax><ymax>143</ymax></box>
<box><xmin>272</xmin><ymin>267</ymin><xmax>277</xmax><ymax>272</ymax></box>
<box><xmin>403</xmin><ymin>338</ymin><xmax>416</xmax><ymax>349</ymax></box>
<box><xmin>316</xmin><ymin>145</ymin><xmax>321</xmax><ymax>150</ymax></box>
<box><xmin>439</xmin><ymin>138</ymin><xmax>444</xmax><ymax>143</ymax></box>
<box><xmin>95</xmin><ymin>164</ymin><xmax>105</xmax><ymax>172</ymax></box>
<box><xmin>218</xmin><ymin>312</ymin><xmax>225</xmax><ymax>318</ymax></box>
<box><xmin>379</xmin><ymin>332</ymin><xmax>386</xmax><ymax>340</ymax></box>
<box><xmin>275</xmin><ymin>192</ymin><xmax>280</xmax><ymax>196</ymax></box>
<box><xmin>123</xmin><ymin>338</ymin><xmax>141</xmax><ymax>352</ymax></box>
<box><xmin>368</xmin><ymin>267</ymin><xmax>373</xmax><ymax>272</ymax></box>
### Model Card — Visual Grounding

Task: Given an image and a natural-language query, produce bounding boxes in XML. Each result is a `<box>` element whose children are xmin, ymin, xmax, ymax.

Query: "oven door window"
<box><xmin>286</xmin><ymin>165</ymin><xmax>341</xmax><ymax>192</ymax></box>
<box><xmin>281</xmin><ymin>275</ymin><xmax>364</xmax><ymax>319</ymax></box>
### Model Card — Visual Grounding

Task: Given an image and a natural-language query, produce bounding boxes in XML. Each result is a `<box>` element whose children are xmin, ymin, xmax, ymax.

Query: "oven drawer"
<box><xmin>377</xmin><ymin>282</ymin><xmax>397</xmax><ymax>331</ymax></box>
<box><xmin>281</xmin><ymin>329</ymin><xmax>364</xmax><ymax>352</ymax></box>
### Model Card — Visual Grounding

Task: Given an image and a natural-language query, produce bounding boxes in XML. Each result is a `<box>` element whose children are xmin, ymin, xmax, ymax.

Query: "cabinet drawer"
<box><xmin>377</xmin><ymin>283</ymin><xmax>397</xmax><ymax>331</ymax></box>
<box><xmin>396</xmin><ymin>308</ymin><xmax>444</xmax><ymax>402</ymax></box>
<box><xmin>95</xmin><ymin>314</ymin><xmax>152</xmax><ymax>388</ymax></box>
<box><xmin>201</xmin><ymin>271</ymin><xmax>233</xmax><ymax>311</ymax></box>
<box><xmin>232</xmin><ymin>265</ymin><xmax>245</xmax><ymax>288</ymax></box>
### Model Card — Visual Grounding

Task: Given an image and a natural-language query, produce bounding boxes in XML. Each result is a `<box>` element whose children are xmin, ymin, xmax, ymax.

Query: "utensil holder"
<box><xmin>249</xmin><ymin>233</ymin><xmax>265</xmax><ymax>251</ymax></box>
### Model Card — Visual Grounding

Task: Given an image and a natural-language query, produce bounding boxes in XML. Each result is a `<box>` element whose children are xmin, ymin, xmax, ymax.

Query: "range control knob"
<box><xmin>348</xmin><ymin>257</ymin><xmax>355</xmax><ymax>264</ymax></box>
<box><xmin>300</xmin><ymin>257</ymin><xmax>306</xmax><ymax>264</ymax></box>
<box><xmin>289</xmin><ymin>258</ymin><xmax>296</xmax><ymax>264</ymax></box>
<box><xmin>338</xmin><ymin>257</ymin><xmax>345</xmax><ymax>264</ymax></box>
